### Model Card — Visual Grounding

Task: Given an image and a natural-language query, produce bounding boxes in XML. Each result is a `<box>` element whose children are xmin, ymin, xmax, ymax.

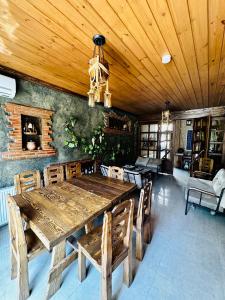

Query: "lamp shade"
<box><xmin>104</xmin><ymin>91</ymin><xmax>112</xmax><ymax>108</ymax></box>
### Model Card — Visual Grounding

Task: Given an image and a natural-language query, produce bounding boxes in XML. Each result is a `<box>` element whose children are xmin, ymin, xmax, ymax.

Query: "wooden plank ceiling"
<box><xmin>0</xmin><ymin>0</ymin><xmax>225</xmax><ymax>115</ymax></box>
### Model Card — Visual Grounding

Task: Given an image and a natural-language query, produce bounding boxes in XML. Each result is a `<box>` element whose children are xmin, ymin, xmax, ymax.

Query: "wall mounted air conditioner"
<box><xmin>0</xmin><ymin>74</ymin><xmax>16</xmax><ymax>99</ymax></box>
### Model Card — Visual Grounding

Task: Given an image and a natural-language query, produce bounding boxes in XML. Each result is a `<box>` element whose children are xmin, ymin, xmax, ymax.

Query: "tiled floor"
<box><xmin>1</xmin><ymin>169</ymin><xmax>225</xmax><ymax>299</ymax></box>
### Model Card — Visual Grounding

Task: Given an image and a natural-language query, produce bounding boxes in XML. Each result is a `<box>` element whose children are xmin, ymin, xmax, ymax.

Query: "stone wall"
<box><xmin>0</xmin><ymin>79</ymin><xmax>137</xmax><ymax>188</ymax></box>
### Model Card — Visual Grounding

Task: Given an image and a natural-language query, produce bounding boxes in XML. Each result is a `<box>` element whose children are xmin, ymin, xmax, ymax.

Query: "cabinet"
<box><xmin>139</xmin><ymin>123</ymin><xmax>173</xmax><ymax>159</ymax></box>
<box><xmin>191</xmin><ymin>116</ymin><xmax>225</xmax><ymax>174</ymax></box>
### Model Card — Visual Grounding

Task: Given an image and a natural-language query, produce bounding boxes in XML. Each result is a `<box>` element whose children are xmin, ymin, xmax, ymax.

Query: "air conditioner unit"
<box><xmin>0</xmin><ymin>74</ymin><xmax>16</xmax><ymax>99</ymax></box>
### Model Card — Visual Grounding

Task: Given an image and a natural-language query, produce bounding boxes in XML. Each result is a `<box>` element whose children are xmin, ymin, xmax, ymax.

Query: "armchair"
<box><xmin>185</xmin><ymin>169</ymin><xmax>225</xmax><ymax>215</ymax></box>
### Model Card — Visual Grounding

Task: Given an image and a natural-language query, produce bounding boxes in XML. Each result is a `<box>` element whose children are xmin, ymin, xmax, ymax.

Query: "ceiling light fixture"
<box><xmin>162</xmin><ymin>54</ymin><xmax>171</xmax><ymax>64</ymax></box>
<box><xmin>88</xmin><ymin>34</ymin><xmax>112</xmax><ymax>108</ymax></box>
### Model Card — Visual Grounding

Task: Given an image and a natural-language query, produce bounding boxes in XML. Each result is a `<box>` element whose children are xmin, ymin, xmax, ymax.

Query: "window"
<box><xmin>140</xmin><ymin>122</ymin><xmax>173</xmax><ymax>159</ymax></box>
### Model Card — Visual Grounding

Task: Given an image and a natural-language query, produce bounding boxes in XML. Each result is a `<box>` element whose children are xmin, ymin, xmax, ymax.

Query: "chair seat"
<box><xmin>188</xmin><ymin>177</ymin><xmax>214</xmax><ymax>193</ymax></box>
<box><xmin>25</xmin><ymin>229</ymin><xmax>45</xmax><ymax>260</ymax></box>
<box><xmin>78</xmin><ymin>226</ymin><xmax>128</xmax><ymax>271</ymax></box>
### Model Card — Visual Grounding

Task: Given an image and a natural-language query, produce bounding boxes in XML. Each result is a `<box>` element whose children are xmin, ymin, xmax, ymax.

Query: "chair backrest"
<box><xmin>137</xmin><ymin>181</ymin><xmax>152</xmax><ymax>227</ymax></box>
<box><xmin>100</xmin><ymin>165</ymin><xmax>109</xmax><ymax>177</ymax></box>
<box><xmin>44</xmin><ymin>165</ymin><xmax>64</xmax><ymax>186</ymax></box>
<box><xmin>108</xmin><ymin>166</ymin><xmax>124</xmax><ymax>181</ymax></box>
<box><xmin>7</xmin><ymin>195</ymin><xmax>27</xmax><ymax>258</ymax></box>
<box><xmin>124</xmin><ymin>169</ymin><xmax>142</xmax><ymax>189</ymax></box>
<box><xmin>101</xmin><ymin>199</ymin><xmax>134</xmax><ymax>268</ymax></box>
<box><xmin>65</xmin><ymin>162</ymin><xmax>81</xmax><ymax>180</ymax></box>
<box><xmin>199</xmin><ymin>157</ymin><xmax>214</xmax><ymax>173</ymax></box>
<box><xmin>14</xmin><ymin>170</ymin><xmax>41</xmax><ymax>194</ymax></box>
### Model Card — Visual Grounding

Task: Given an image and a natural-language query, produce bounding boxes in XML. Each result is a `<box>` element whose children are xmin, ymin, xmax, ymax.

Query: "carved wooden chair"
<box><xmin>44</xmin><ymin>165</ymin><xmax>64</xmax><ymax>186</ymax></box>
<box><xmin>108</xmin><ymin>166</ymin><xmax>124</xmax><ymax>181</ymax></box>
<box><xmin>7</xmin><ymin>195</ymin><xmax>46</xmax><ymax>300</ymax></box>
<box><xmin>77</xmin><ymin>199</ymin><xmax>134</xmax><ymax>300</ymax></box>
<box><xmin>65</xmin><ymin>162</ymin><xmax>81</xmax><ymax>180</ymax></box>
<box><xmin>134</xmin><ymin>181</ymin><xmax>152</xmax><ymax>261</ymax></box>
<box><xmin>193</xmin><ymin>157</ymin><xmax>214</xmax><ymax>180</ymax></box>
<box><xmin>14</xmin><ymin>170</ymin><xmax>41</xmax><ymax>194</ymax></box>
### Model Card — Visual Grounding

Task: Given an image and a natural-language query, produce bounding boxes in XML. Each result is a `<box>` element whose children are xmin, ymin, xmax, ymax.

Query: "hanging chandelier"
<box><xmin>88</xmin><ymin>34</ymin><xmax>112</xmax><ymax>108</ymax></box>
<box><xmin>161</xmin><ymin>100</ymin><xmax>171</xmax><ymax>125</ymax></box>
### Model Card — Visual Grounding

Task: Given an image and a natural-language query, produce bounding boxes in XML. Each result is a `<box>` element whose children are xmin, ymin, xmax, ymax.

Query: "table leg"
<box><xmin>46</xmin><ymin>240</ymin><xmax>66</xmax><ymax>299</ymax></box>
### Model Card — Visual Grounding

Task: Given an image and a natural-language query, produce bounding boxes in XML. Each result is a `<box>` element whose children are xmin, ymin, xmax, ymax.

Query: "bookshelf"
<box><xmin>191</xmin><ymin>115</ymin><xmax>225</xmax><ymax>174</ymax></box>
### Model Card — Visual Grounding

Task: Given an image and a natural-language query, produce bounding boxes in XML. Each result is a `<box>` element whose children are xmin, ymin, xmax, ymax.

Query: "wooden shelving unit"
<box><xmin>208</xmin><ymin>116</ymin><xmax>225</xmax><ymax>168</ymax></box>
<box><xmin>139</xmin><ymin>123</ymin><xmax>173</xmax><ymax>159</ymax></box>
<box><xmin>191</xmin><ymin>115</ymin><xmax>225</xmax><ymax>174</ymax></box>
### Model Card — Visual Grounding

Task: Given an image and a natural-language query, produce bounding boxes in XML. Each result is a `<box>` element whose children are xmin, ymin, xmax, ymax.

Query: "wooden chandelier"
<box><xmin>88</xmin><ymin>34</ymin><xmax>112</xmax><ymax>108</ymax></box>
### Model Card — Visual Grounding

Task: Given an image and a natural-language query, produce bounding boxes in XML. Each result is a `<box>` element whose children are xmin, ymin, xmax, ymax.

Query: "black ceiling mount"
<box><xmin>93</xmin><ymin>34</ymin><xmax>106</xmax><ymax>46</ymax></box>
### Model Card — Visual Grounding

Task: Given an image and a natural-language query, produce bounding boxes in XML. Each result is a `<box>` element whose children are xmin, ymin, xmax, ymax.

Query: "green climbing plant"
<box><xmin>63</xmin><ymin>116</ymin><xmax>80</xmax><ymax>149</ymax></box>
<box><xmin>63</xmin><ymin>118</ymin><xmax>132</xmax><ymax>164</ymax></box>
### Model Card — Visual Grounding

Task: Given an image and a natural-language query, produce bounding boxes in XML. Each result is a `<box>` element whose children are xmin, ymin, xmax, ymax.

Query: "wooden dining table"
<box><xmin>12</xmin><ymin>174</ymin><xmax>136</xmax><ymax>299</ymax></box>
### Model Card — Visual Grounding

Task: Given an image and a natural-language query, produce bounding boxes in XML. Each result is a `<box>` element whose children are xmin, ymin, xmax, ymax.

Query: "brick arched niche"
<box><xmin>1</xmin><ymin>103</ymin><xmax>56</xmax><ymax>160</ymax></box>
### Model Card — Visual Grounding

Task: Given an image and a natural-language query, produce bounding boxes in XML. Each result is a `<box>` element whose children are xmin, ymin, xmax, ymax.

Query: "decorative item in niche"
<box><xmin>103</xmin><ymin>111</ymin><xmax>132</xmax><ymax>135</ymax></box>
<box><xmin>21</xmin><ymin>115</ymin><xmax>42</xmax><ymax>151</ymax></box>
<box><xmin>1</xmin><ymin>103</ymin><xmax>56</xmax><ymax>160</ymax></box>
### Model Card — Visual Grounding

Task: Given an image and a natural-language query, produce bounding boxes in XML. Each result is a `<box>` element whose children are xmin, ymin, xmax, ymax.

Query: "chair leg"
<box><xmin>101</xmin><ymin>270</ymin><xmax>112</xmax><ymax>300</ymax></box>
<box><xmin>11</xmin><ymin>248</ymin><xmax>17</xmax><ymax>280</ymax></box>
<box><xmin>78</xmin><ymin>245</ymin><xmax>86</xmax><ymax>282</ymax></box>
<box><xmin>123</xmin><ymin>245</ymin><xmax>133</xmax><ymax>286</ymax></box>
<box><xmin>144</xmin><ymin>220</ymin><xmax>151</xmax><ymax>244</ymax></box>
<box><xmin>18</xmin><ymin>256</ymin><xmax>29</xmax><ymax>300</ymax></box>
<box><xmin>136</xmin><ymin>229</ymin><xmax>144</xmax><ymax>261</ymax></box>
<box><xmin>185</xmin><ymin>199</ymin><xmax>189</xmax><ymax>215</ymax></box>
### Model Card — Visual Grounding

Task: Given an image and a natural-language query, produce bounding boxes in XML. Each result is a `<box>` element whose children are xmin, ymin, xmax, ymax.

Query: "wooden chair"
<box><xmin>14</xmin><ymin>170</ymin><xmax>41</xmax><ymax>194</ymax></box>
<box><xmin>65</xmin><ymin>162</ymin><xmax>81</xmax><ymax>180</ymax></box>
<box><xmin>7</xmin><ymin>195</ymin><xmax>46</xmax><ymax>300</ymax></box>
<box><xmin>108</xmin><ymin>166</ymin><xmax>124</xmax><ymax>181</ymax></box>
<box><xmin>44</xmin><ymin>165</ymin><xmax>64</xmax><ymax>186</ymax></box>
<box><xmin>134</xmin><ymin>181</ymin><xmax>152</xmax><ymax>261</ymax></box>
<box><xmin>193</xmin><ymin>157</ymin><xmax>214</xmax><ymax>180</ymax></box>
<box><xmin>77</xmin><ymin>199</ymin><xmax>134</xmax><ymax>300</ymax></box>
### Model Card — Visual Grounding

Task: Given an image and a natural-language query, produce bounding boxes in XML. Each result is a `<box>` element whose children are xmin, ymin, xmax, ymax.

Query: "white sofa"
<box><xmin>135</xmin><ymin>156</ymin><xmax>162</xmax><ymax>173</ymax></box>
<box><xmin>185</xmin><ymin>169</ymin><xmax>225</xmax><ymax>214</ymax></box>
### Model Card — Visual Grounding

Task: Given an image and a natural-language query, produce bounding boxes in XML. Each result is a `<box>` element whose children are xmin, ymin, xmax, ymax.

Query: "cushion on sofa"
<box><xmin>186</xmin><ymin>177</ymin><xmax>219</xmax><ymax>211</ymax></box>
<box><xmin>188</xmin><ymin>177</ymin><xmax>214</xmax><ymax>194</ymax></box>
<box><xmin>212</xmin><ymin>169</ymin><xmax>225</xmax><ymax>207</ymax></box>
<box><xmin>147</xmin><ymin>158</ymin><xmax>161</xmax><ymax>167</ymax></box>
<box><xmin>135</xmin><ymin>156</ymin><xmax>149</xmax><ymax>167</ymax></box>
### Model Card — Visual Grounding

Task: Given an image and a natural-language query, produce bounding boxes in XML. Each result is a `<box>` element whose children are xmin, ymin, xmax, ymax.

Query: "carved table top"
<box><xmin>13</xmin><ymin>175</ymin><xmax>136</xmax><ymax>250</ymax></box>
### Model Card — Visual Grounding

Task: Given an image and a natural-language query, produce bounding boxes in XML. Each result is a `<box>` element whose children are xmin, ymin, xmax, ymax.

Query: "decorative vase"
<box><xmin>27</xmin><ymin>141</ymin><xmax>36</xmax><ymax>151</ymax></box>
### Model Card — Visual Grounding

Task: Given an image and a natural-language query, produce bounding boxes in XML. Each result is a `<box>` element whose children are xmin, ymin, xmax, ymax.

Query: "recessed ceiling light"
<box><xmin>162</xmin><ymin>54</ymin><xmax>171</xmax><ymax>64</ymax></box>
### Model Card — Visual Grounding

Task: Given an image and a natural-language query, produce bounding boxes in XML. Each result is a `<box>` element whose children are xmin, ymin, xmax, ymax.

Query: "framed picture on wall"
<box><xmin>186</xmin><ymin>120</ymin><xmax>192</xmax><ymax>126</ymax></box>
